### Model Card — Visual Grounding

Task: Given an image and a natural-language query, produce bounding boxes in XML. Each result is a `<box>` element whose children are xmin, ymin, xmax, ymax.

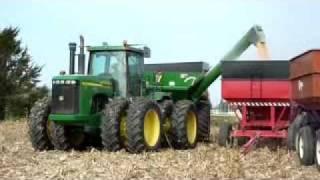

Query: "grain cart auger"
<box><xmin>28</xmin><ymin>25</ymin><xmax>267</xmax><ymax>153</ymax></box>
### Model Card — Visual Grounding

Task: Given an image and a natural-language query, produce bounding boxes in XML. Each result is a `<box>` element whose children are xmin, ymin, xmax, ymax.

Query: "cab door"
<box><xmin>127</xmin><ymin>51</ymin><xmax>144</xmax><ymax>96</ymax></box>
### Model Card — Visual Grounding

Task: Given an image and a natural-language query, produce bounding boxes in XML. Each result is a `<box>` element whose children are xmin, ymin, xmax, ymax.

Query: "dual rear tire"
<box><xmin>100</xmin><ymin>98</ymin><xmax>163</xmax><ymax>153</ymax></box>
<box><xmin>100</xmin><ymin>98</ymin><xmax>199</xmax><ymax>152</ymax></box>
<box><xmin>170</xmin><ymin>100</ymin><xmax>198</xmax><ymax>149</ymax></box>
<box><xmin>127</xmin><ymin>98</ymin><xmax>162</xmax><ymax>153</ymax></box>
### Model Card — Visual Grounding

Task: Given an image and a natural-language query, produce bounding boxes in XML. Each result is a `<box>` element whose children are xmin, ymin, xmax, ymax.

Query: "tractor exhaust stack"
<box><xmin>68</xmin><ymin>42</ymin><xmax>77</xmax><ymax>74</ymax></box>
<box><xmin>78</xmin><ymin>35</ymin><xmax>85</xmax><ymax>74</ymax></box>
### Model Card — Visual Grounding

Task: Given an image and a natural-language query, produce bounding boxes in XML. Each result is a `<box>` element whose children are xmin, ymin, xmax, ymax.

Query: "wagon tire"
<box><xmin>218</xmin><ymin>122</ymin><xmax>233</xmax><ymax>147</ymax></box>
<box><xmin>315</xmin><ymin>129</ymin><xmax>320</xmax><ymax>171</ymax></box>
<box><xmin>287</xmin><ymin>113</ymin><xmax>304</xmax><ymax>150</ymax></box>
<box><xmin>297</xmin><ymin>126</ymin><xmax>315</xmax><ymax>166</ymax></box>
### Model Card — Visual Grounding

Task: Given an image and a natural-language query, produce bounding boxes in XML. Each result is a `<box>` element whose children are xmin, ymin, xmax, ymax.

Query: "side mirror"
<box><xmin>143</xmin><ymin>46</ymin><xmax>151</xmax><ymax>58</ymax></box>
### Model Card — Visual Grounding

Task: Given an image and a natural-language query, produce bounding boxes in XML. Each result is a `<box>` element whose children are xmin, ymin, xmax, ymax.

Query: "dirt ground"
<box><xmin>0</xmin><ymin>120</ymin><xmax>319</xmax><ymax>180</ymax></box>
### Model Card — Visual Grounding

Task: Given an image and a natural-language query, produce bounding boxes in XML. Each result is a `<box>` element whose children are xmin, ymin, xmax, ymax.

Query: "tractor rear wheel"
<box><xmin>297</xmin><ymin>126</ymin><xmax>315</xmax><ymax>166</ymax></box>
<box><xmin>170</xmin><ymin>100</ymin><xmax>198</xmax><ymax>149</ymax></box>
<box><xmin>127</xmin><ymin>98</ymin><xmax>162</xmax><ymax>153</ymax></box>
<box><xmin>100</xmin><ymin>99</ymin><xmax>128</xmax><ymax>151</ymax></box>
<box><xmin>218</xmin><ymin>122</ymin><xmax>233</xmax><ymax>147</ymax></box>
<box><xmin>51</xmin><ymin>123</ymin><xmax>85</xmax><ymax>150</ymax></box>
<box><xmin>28</xmin><ymin>97</ymin><xmax>54</xmax><ymax>151</ymax></box>
<box><xmin>197</xmin><ymin>100</ymin><xmax>211</xmax><ymax>142</ymax></box>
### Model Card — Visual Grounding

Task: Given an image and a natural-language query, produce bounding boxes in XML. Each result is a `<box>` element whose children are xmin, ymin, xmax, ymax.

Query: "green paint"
<box><xmin>190</xmin><ymin>25</ymin><xmax>266</xmax><ymax>100</ymax></box>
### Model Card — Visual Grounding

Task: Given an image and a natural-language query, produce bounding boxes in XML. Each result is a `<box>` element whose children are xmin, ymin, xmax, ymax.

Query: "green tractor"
<box><xmin>28</xmin><ymin>25</ymin><xmax>266</xmax><ymax>153</ymax></box>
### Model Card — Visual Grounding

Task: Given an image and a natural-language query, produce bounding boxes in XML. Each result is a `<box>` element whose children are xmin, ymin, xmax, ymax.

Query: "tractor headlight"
<box><xmin>53</xmin><ymin>80</ymin><xmax>77</xmax><ymax>85</ymax></box>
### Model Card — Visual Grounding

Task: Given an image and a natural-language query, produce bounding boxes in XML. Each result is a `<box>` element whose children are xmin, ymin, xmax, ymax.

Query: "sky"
<box><xmin>1</xmin><ymin>0</ymin><xmax>320</xmax><ymax>105</ymax></box>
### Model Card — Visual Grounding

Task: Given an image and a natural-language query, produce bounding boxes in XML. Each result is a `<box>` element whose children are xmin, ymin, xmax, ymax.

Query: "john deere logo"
<box><xmin>298</xmin><ymin>80</ymin><xmax>304</xmax><ymax>92</ymax></box>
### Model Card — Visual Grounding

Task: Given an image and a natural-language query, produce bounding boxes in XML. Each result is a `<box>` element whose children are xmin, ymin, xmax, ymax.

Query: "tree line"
<box><xmin>0</xmin><ymin>27</ymin><xmax>48</xmax><ymax>120</ymax></box>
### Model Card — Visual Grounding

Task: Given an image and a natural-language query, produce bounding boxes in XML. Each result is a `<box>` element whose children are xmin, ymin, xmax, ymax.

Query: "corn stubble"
<box><xmin>0</xmin><ymin>121</ymin><xmax>317</xmax><ymax>179</ymax></box>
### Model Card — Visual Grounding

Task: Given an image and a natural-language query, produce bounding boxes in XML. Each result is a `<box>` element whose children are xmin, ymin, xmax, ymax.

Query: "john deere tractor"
<box><xmin>28</xmin><ymin>25</ymin><xmax>267</xmax><ymax>153</ymax></box>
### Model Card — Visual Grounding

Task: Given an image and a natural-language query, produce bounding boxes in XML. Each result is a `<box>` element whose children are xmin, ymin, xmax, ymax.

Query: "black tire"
<box><xmin>197</xmin><ymin>100</ymin><xmax>211</xmax><ymax>142</ymax></box>
<box><xmin>51</xmin><ymin>123</ymin><xmax>85</xmax><ymax>151</ymax></box>
<box><xmin>297</xmin><ymin>126</ymin><xmax>315</xmax><ymax>166</ymax></box>
<box><xmin>287</xmin><ymin>113</ymin><xmax>304</xmax><ymax>150</ymax></box>
<box><xmin>170</xmin><ymin>100</ymin><xmax>198</xmax><ymax>149</ymax></box>
<box><xmin>218</xmin><ymin>122</ymin><xmax>233</xmax><ymax>147</ymax></box>
<box><xmin>127</xmin><ymin>98</ymin><xmax>162</xmax><ymax>153</ymax></box>
<box><xmin>315</xmin><ymin>129</ymin><xmax>320</xmax><ymax>171</ymax></box>
<box><xmin>160</xmin><ymin>100</ymin><xmax>174</xmax><ymax>118</ymax></box>
<box><xmin>100</xmin><ymin>99</ymin><xmax>128</xmax><ymax>151</ymax></box>
<box><xmin>28</xmin><ymin>97</ymin><xmax>54</xmax><ymax>151</ymax></box>
<box><xmin>160</xmin><ymin>100</ymin><xmax>174</xmax><ymax>147</ymax></box>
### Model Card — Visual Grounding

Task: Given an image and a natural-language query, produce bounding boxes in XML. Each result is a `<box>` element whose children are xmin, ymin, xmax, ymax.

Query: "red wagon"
<box><xmin>218</xmin><ymin>61</ymin><xmax>291</xmax><ymax>153</ymax></box>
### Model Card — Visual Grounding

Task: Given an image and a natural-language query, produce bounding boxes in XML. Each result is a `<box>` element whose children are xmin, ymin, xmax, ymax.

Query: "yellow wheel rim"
<box><xmin>186</xmin><ymin>111</ymin><xmax>197</xmax><ymax>144</ymax></box>
<box><xmin>120</xmin><ymin>112</ymin><xmax>128</xmax><ymax>146</ymax></box>
<box><xmin>46</xmin><ymin>120</ymin><xmax>53</xmax><ymax>141</ymax></box>
<box><xmin>144</xmin><ymin>109</ymin><xmax>160</xmax><ymax>147</ymax></box>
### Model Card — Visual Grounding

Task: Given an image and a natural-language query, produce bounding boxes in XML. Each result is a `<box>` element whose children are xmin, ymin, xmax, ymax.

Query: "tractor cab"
<box><xmin>87</xmin><ymin>42</ymin><xmax>150</xmax><ymax>97</ymax></box>
<box><xmin>49</xmin><ymin>39</ymin><xmax>150</xmax><ymax>125</ymax></box>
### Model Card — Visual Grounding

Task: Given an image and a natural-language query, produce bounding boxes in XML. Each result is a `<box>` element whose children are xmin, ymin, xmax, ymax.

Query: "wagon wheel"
<box><xmin>218</xmin><ymin>122</ymin><xmax>233</xmax><ymax>148</ymax></box>
<box><xmin>297</xmin><ymin>126</ymin><xmax>315</xmax><ymax>166</ymax></box>
<box><xmin>287</xmin><ymin>113</ymin><xmax>304</xmax><ymax>150</ymax></box>
<box><xmin>315</xmin><ymin>129</ymin><xmax>320</xmax><ymax>170</ymax></box>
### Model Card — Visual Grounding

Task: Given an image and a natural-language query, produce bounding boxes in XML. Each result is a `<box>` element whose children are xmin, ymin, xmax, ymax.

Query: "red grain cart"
<box><xmin>288</xmin><ymin>50</ymin><xmax>320</xmax><ymax>170</ymax></box>
<box><xmin>218</xmin><ymin>61</ymin><xmax>291</xmax><ymax>153</ymax></box>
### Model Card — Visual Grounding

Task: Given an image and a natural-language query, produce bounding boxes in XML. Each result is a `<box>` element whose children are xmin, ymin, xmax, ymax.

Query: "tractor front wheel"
<box><xmin>127</xmin><ymin>98</ymin><xmax>162</xmax><ymax>153</ymax></box>
<box><xmin>100</xmin><ymin>99</ymin><xmax>128</xmax><ymax>151</ymax></box>
<box><xmin>28</xmin><ymin>97</ymin><xmax>54</xmax><ymax>151</ymax></box>
<box><xmin>51</xmin><ymin>123</ymin><xmax>85</xmax><ymax>151</ymax></box>
<box><xmin>170</xmin><ymin>100</ymin><xmax>198</xmax><ymax>149</ymax></box>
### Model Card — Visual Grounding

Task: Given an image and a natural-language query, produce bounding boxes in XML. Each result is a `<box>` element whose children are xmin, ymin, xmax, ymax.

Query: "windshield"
<box><xmin>89</xmin><ymin>51</ymin><xmax>127</xmax><ymax>97</ymax></box>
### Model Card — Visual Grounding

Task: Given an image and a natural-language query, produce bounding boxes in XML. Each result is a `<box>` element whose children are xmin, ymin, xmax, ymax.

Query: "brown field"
<box><xmin>0</xmin><ymin>120</ymin><xmax>319</xmax><ymax>180</ymax></box>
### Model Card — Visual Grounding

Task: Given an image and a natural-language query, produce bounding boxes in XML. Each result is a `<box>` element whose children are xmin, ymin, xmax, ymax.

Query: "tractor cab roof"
<box><xmin>87</xmin><ymin>45</ymin><xmax>144</xmax><ymax>54</ymax></box>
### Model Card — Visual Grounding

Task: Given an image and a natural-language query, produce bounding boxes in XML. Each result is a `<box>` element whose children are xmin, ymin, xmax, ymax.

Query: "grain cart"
<box><xmin>288</xmin><ymin>50</ymin><xmax>320</xmax><ymax>170</ymax></box>
<box><xmin>218</xmin><ymin>61</ymin><xmax>291</xmax><ymax>154</ymax></box>
<box><xmin>28</xmin><ymin>25</ymin><xmax>267</xmax><ymax>153</ymax></box>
